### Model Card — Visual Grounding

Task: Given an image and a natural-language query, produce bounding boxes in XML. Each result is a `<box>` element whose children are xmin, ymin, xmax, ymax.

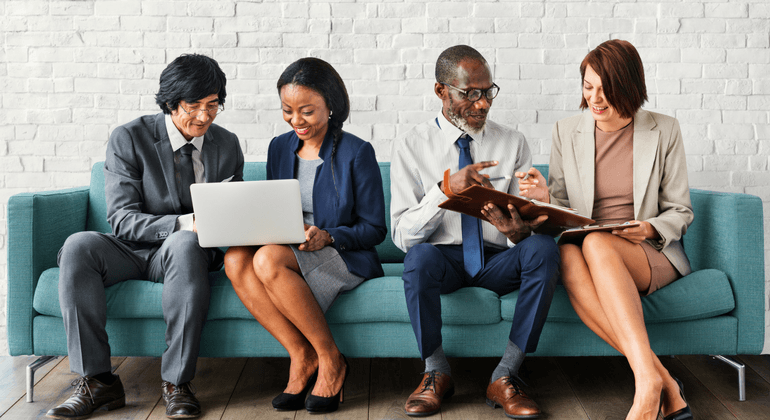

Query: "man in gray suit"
<box><xmin>48</xmin><ymin>54</ymin><xmax>244</xmax><ymax>420</ymax></box>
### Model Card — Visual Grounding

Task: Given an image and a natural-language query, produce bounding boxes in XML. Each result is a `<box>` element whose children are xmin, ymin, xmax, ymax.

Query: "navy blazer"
<box><xmin>266</xmin><ymin>130</ymin><xmax>386</xmax><ymax>280</ymax></box>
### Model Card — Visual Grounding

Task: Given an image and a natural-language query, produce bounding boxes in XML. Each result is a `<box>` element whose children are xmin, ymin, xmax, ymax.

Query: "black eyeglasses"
<box><xmin>442</xmin><ymin>83</ymin><xmax>500</xmax><ymax>102</ymax></box>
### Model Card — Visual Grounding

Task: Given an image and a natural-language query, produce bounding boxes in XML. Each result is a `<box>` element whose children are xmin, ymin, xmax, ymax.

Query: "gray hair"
<box><xmin>435</xmin><ymin>45</ymin><xmax>487</xmax><ymax>84</ymax></box>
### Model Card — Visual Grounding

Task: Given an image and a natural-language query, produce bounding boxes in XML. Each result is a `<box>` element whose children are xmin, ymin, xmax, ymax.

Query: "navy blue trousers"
<box><xmin>402</xmin><ymin>234</ymin><xmax>560</xmax><ymax>359</ymax></box>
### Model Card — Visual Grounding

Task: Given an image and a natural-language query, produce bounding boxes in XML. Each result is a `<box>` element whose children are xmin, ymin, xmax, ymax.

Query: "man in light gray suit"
<box><xmin>48</xmin><ymin>54</ymin><xmax>244</xmax><ymax>420</ymax></box>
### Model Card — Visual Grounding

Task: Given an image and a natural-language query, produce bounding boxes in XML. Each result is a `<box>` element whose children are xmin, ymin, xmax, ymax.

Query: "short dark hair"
<box><xmin>155</xmin><ymin>54</ymin><xmax>227</xmax><ymax>114</ymax></box>
<box><xmin>435</xmin><ymin>45</ymin><xmax>487</xmax><ymax>84</ymax></box>
<box><xmin>277</xmin><ymin>57</ymin><xmax>350</xmax><ymax>142</ymax></box>
<box><xmin>579</xmin><ymin>39</ymin><xmax>647</xmax><ymax>119</ymax></box>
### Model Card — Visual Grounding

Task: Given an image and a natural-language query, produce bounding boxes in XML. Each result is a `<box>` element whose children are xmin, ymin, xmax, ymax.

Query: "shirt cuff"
<box><xmin>176</xmin><ymin>213</ymin><xmax>195</xmax><ymax>232</ymax></box>
<box><xmin>506</xmin><ymin>230</ymin><xmax>535</xmax><ymax>248</ymax></box>
<box><xmin>429</xmin><ymin>182</ymin><xmax>449</xmax><ymax>202</ymax></box>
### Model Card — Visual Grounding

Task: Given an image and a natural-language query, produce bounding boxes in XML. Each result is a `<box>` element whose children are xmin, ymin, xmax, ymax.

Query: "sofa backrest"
<box><xmin>86</xmin><ymin>162</ymin><xmax>550</xmax><ymax>263</ymax></box>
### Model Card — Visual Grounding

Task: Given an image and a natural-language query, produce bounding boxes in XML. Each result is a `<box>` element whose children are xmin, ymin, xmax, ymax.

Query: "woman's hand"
<box><xmin>516</xmin><ymin>167</ymin><xmax>548</xmax><ymax>202</ymax></box>
<box><xmin>298</xmin><ymin>224</ymin><xmax>333</xmax><ymax>252</ymax></box>
<box><xmin>612</xmin><ymin>220</ymin><xmax>659</xmax><ymax>244</ymax></box>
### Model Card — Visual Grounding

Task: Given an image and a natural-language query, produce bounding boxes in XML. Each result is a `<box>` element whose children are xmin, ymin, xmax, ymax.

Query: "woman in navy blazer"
<box><xmin>225</xmin><ymin>58</ymin><xmax>386</xmax><ymax>414</ymax></box>
<box><xmin>265</xmin><ymin>129</ymin><xmax>386</xmax><ymax>281</ymax></box>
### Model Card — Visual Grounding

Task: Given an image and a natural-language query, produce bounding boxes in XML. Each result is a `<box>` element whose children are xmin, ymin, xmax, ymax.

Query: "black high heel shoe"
<box><xmin>272</xmin><ymin>370</ymin><xmax>318</xmax><ymax>411</ymax></box>
<box><xmin>663</xmin><ymin>376</ymin><xmax>693</xmax><ymax>420</ymax></box>
<box><xmin>305</xmin><ymin>355</ymin><xmax>349</xmax><ymax>414</ymax></box>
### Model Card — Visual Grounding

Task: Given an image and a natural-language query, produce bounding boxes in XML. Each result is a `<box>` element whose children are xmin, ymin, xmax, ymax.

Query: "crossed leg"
<box><xmin>560</xmin><ymin>232</ymin><xmax>686</xmax><ymax>420</ymax></box>
<box><xmin>225</xmin><ymin>245</ymin><xmax>345</xmax><ymax>398</ymax></box>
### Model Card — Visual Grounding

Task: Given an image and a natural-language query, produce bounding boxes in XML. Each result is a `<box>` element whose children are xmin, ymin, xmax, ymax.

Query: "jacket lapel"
<box><xmin>632</xmin><ymin>110</ymin><xmax>659</xmax><ymax>219</ymax></box>
<box><xmin>154</xmin><ymin>114</ymin><xmax>183</xmax><ymax>214</ymax></box>
<box><xmin>574</xmin><ymin>113</ymin><xmax>596</xmax><ymax>217</ymax></box>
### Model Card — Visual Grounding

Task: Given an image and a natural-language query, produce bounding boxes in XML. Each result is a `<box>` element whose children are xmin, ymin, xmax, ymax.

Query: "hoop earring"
<box><xmin>329</xmin><ymin>110</ymin><xmax>333</xmax><ymax>119</ymax></box>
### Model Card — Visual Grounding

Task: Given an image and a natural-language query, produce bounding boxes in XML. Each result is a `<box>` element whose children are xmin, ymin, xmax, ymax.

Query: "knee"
<box><xmin>581</xmin><ymin>232</ymin><xmax>614</xmax><ymax>260</ymax></box>
<box><xmin>58</xmin><ymin>232</ymin><xmax>106</xmax><ymax>285</ymax></box>
<box><xmin>252</xmin><ymin>245</ymin><xmax>284</xmax><ymax>287</ymax></box>
<box><xmin>520</xmin><ymin>235</ymin><xmax>560</xmax><ymax>268</ymax></box>
<box><xmin>224</xmin><ymin>246</ymin><xmax>255</xmax><ymax>286</ymax></box>
<box><xmin>163</xmin><ymin>230</ymin><xmax>202</xmax><ymax>254</ymax></box>
<box><xmin>159</xmin><ymin>231</ymin><xmax>207</xmax><ymax>268</ymax></box>
<box><xmin>403</xmin><ymin>243</ymin><xmax>444</xmax><ymax>291</ymax></box>
<box><xmin>59</xmin><ymin>232</ymin><xmax>103</xmax><ymax>265</ymax></box>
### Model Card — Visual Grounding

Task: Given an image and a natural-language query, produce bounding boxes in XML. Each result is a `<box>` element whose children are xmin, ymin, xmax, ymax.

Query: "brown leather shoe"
<box><xmin>404</xmin><ymin>371</ymin><xmax>455</xmax><ymax>417</ymax></box>
<box><xmin>162</xmin><ymin>381</ymin><xmax>201</xmax><ymax>419</ymax></box>
<box><xmin>486</xmin><ymin>376</ymin><xmax>541</xmax><ymax>419</ymax></box>
<box><xmin>46</xmin><ymin>375</ymin><xmax>125</xmax><ymax>419</ymax></box>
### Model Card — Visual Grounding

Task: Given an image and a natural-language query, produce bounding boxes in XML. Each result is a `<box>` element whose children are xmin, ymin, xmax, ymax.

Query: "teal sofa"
<box><xmin>7</xmin><ymin>162</ymin><xmax>765</xmax><ymax>400</ymax></box>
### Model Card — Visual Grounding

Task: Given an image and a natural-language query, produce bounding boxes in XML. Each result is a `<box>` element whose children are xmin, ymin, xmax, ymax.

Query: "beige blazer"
<box><xmin>549</xmin><ymin>109</ymin><xmax>694</xmax><ymax>276</ymax></box>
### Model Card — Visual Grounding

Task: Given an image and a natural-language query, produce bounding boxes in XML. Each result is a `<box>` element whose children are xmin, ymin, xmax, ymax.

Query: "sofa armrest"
<box><xmin>686</xmin><ymin>189</ymin><xmax>765</xmax><ymax>354</ymax></box>
<box><xmin>7</xmin><ymin>187</ymin><xmax>90</xmax><ymax>355</ymax></box>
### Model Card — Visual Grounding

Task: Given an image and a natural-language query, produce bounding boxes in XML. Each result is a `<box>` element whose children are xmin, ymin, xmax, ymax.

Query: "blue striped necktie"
<box><xmin>456</xmin><ymin>135</ymin><xmax>484</xmax><ymax>277</ymax></box>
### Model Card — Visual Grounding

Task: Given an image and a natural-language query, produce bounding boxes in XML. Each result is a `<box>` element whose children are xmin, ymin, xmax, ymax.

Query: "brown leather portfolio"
<box><xmin>437</xmin><ymin>169</ymin><xmax>594</xmax><ymax>235</ymax></box>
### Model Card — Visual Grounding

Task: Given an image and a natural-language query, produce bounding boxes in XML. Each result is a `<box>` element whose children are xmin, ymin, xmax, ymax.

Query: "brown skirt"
<box><xmin>640</xmin><ymin>241</ymin><xmax>680</xmax><ymax>296</ymax></box>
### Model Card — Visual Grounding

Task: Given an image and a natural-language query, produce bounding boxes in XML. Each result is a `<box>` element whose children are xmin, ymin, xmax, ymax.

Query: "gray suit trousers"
<box><xmin>57</xmin><ymin>230</ymin><xmax>214</xmax><ymax>385</ymax></box>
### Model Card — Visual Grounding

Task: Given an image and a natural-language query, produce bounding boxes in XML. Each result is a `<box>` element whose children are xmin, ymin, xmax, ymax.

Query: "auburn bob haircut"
<box><xmin>580</xmin><ymin>39</ymin><xmax>647</xmax><ymax>119</ymax></box>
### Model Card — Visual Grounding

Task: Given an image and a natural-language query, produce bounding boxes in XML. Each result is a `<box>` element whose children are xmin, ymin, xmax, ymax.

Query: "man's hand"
<box><xmin>480</xmin><ymin>203</ymin><xmax>548</xmax><ymax>244</ymax></box>
<box><xmin>612</xmin><ymin>220</ymin><xmax>659</xmax><ymax>244</ymax></box>
<box><xmin>440</xmin><ymin>161</ymin><xmax>498</xmax><ymax>193</ymax></box>
<box><xmin>516</xmin><ymin>167</ymin><xmax>549</xmax><ymax>202</ymax></box>
<box><xmin>298</xmin><ymin>224</ymin><xmax>333</xmax><ymax>252</ymax></box>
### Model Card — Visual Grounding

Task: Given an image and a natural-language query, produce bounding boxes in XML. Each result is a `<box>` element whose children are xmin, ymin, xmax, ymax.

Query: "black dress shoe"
<box><xmin>46</xmin><ymin>375</ymin><xmax>126</xmax><ymax>419</ymax></box>
<box><xmin>663</xmin><ymin>376</ymin><xmax>693</xmax><ymax>420</ymax></box>
<box><xmin>162</xmin><ymin>381</ymin><xmax>201</xmax><ymax>419</ymax></box>
<box><xmin>306</xmin><ymin>355</ymin><xmax>349</xmax><ymax>414</ymax></box>
<box><xmin>272</xmin><ymin>370</ymin><xmax>318</xmax><ymax>411</ymax></box>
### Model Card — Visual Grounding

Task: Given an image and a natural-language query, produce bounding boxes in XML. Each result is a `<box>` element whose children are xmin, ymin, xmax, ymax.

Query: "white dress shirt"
<box><xmin>390</xmin><ymin>110</ymin><xmax>533</xmax><ymax>253</ymax></box>
<box><xmin>165</xmin><ymin>114</ymin><xmax>205</xmax><ymax>231</ymax></box>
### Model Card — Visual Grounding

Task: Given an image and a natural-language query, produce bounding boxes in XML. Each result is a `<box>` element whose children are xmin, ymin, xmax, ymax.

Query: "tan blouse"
<box><xmin>592</xmin><ymin>122</ymin><xmax>634</xmax><ymax>225</ymax></box>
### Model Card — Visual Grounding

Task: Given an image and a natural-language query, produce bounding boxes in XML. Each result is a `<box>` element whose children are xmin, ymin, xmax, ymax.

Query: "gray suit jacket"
<box><xmin>104</xmin><ymin>113</ymin><xmax>244</xmax><ymax>259</ymax></box>
<box><xmin>549</xmin><ymin>110</ymin><xmax>693</xmax><ymax>276</ymax></box>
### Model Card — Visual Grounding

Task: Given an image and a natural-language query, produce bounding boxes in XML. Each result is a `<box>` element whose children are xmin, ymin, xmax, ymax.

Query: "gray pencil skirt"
<box><xmin>290</xmin><ymin>245</ymin><xmax>365</xmax><ymax>313</ymax></box>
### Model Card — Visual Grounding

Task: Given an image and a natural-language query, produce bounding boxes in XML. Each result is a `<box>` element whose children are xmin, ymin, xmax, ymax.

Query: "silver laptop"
<box><xmin>190</xmin><ymin>179</ymin><xmax>306</xmax><ymax>248</ymax></box>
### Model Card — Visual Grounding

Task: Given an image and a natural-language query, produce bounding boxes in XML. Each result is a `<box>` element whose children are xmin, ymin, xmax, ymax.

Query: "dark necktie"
<box><xmin>456</xmin><ymin>135</ymin><xmax>484</xmax><ymax>277</ymax></box>
<box><xmin>178</xmin><ymin>143</ymin><xmax>196</xmax><ymax>213</ymax></box>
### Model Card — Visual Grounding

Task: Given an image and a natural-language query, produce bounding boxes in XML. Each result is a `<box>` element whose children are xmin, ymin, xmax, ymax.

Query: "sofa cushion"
<box><xmin>35</xmin><ymin>269</ymin><xmax>253</xmax><ymax>320</ymax></box>
<box><xmin>34</xmin><ymin>269</ymin><xmax>501</xmax><ymax>325</ymax></box>
<box><xmin>326</xmin><ymin>277</ymin><xmax>501</xmax><ymax>325</ymax></box>
<box><xmin>500</xmin><ymin>269</ymin><xmax>734</xmax><ymax>324</ymax></box>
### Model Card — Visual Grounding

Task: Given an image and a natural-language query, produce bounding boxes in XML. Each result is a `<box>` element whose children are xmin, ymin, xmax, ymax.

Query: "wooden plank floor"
<box><xmin>2</xmin><ymin>355</ymin><xmax>769</xmax><ymax>419</ymax></box>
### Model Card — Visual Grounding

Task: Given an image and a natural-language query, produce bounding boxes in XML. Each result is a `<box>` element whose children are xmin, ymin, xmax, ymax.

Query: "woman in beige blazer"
<box><xmin>518</xmin><ymin>40</ymin><xmax>694</xmax><ymax>420</ymax></box>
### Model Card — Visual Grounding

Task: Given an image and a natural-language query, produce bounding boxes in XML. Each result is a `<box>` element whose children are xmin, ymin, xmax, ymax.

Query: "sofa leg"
<box><xmin>26</xmin><ymin>356</ymin><xmax>58</xmax><ymax>402</ymax></box>
<box><xmin>712</xmin><ymin>355</ymin><xmax>746</xmax><ymax>401</ymax></box>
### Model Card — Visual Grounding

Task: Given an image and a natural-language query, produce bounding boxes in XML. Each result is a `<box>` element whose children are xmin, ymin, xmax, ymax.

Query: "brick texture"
<box><xmin>1</xmin><ymin>0</ymin><xmax>769</xmax><ymax>356</ymax></box>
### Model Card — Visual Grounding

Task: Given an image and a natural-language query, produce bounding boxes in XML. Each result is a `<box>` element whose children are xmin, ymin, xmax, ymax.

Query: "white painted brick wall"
<box><xmin>1</xmin><ymin>0</ymin><xmax>769</xmax><ymax>357</ymax></box>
